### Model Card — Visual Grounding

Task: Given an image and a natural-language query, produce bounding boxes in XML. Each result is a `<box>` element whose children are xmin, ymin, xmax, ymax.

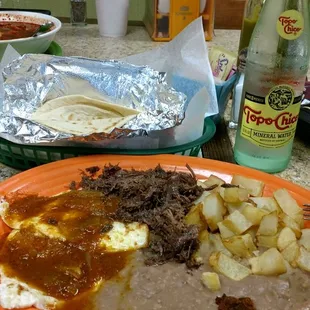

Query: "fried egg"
<box><xmin>20</xmin><ymin>217</ymin><xmax>149</xmax><ymax>252</ymax></box>
<box><xmin>0</xmin><ymin>199</ymin><xmax>149</xmax><ymax>252</ymax></box>
<box><xmin>0</xmin><ymin>196</ymin><xmax>149</xmax><ymax>309</ymax></box>
<box><xmin>0</xmin><ymin>268</ymin><xmax>59</xmax><ymax>309</ymax></box>
<box><xmin>100</xmin><ymin>221</ymin><xmax>149</xmax><ymax>252</ymax></box>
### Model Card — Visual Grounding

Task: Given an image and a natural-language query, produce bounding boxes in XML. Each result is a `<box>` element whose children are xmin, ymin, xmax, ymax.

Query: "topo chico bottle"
<box><xmin>233</xmin><ymin>0</ymin><xmax>310</xmax><ymax>173</ymax></box>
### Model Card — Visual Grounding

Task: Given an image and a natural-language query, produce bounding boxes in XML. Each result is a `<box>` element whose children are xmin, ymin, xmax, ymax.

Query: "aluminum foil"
<box><xmin>0</xmin><ymin>54</ymin><xmax>187</xmax><ymax>147</ymax></box>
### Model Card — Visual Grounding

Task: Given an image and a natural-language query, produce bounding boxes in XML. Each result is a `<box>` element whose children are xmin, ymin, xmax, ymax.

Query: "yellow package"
<box><xmin>209</xmin><ymin>47</ymin><xmax>237</xmax><ymax>81</ymax></box>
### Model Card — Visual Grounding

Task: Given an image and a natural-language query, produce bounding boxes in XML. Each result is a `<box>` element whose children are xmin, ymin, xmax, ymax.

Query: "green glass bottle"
<box><xmin>230</xmin><ymin>0</ymin><xmax>264</xmax><ymax>129</ymax></box>
<box><xmin>237</xmin><ymin>0</ymin><xmax>264</xmax><ymax>64</ymax></box>
<box><xmin>234</xmin><ymin>0</ymin><xmax>310</xmax><ymax>173</ymax></box>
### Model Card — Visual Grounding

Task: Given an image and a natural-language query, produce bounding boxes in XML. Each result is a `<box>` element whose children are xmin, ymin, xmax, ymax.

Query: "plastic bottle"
<box><xmin>234</xmin><ymin>0</ymin><xmax>310</xmax><ymax>173</ymax></box>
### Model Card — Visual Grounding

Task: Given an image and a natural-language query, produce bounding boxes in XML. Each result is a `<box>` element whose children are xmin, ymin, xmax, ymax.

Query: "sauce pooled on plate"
<box><xmin>0</xmin><ymin>191</ymin><xmax>134</xmax><ymax>310</ymax></box>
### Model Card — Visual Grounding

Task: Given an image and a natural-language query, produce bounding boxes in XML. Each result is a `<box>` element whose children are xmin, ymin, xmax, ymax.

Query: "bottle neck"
<box><xmin>244</xmin><ymin>0</ymin><xmax>264</xmax><ymax>20</ymax></box>
<box><xmin>237</xmin><ymin>0</ymin><xmax>264</xmax><ymax>57</ymax></box>
<box><xmin>248</xmin><ymin>0</ymin><xmax>310</xmax><ymax>62</ymax></box>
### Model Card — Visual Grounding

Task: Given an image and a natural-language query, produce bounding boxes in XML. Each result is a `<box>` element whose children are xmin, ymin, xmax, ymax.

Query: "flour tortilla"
<box><xmin>31</xmin><ymin>95</ymin><xmax>139</xmax><ymax>135</ymax></box>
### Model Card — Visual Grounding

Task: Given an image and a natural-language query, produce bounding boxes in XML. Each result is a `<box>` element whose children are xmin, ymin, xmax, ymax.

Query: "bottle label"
<box><xmin>277</xmin><ymin>10</ymin><xmax>304</xmax><ymax>40</ymax></box>
<box><xmin>240</xmin><ymin>85</ymin><xmax>301</xmax><ymax>148</ymax></box>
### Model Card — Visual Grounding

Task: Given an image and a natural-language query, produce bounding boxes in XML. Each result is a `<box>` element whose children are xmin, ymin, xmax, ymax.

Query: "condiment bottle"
<box><xmin>234</xmin><ymin>0</ymin><xmax>310</xmax><ymax>173</ymax></box>
<box><xmin>229</xmin><ymin>0</ymin><xmax>264</xmax><ymax>128</ymax></box>
<box><xmin>237</xmin><ymin>0</ymin><xmax>264</xmax><ymax>61</ymax></box>
<box><xmin>70</xmin><ymin>0</ymin><xmax>87</xmax><ymax>26</ymax></box>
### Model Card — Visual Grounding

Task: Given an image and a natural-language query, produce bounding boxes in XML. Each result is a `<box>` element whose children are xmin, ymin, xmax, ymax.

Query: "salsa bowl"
<box><xmin>0</xmin><ymin>11</ymin><xmax>62</xmax><ymax>59</ymax></box>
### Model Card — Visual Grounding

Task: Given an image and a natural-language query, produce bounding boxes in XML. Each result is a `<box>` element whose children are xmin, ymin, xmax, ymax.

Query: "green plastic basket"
<box><xmin>0</xmin><ymin>118</ymin><xmax>216</xmax><ymax>170</ymax></box>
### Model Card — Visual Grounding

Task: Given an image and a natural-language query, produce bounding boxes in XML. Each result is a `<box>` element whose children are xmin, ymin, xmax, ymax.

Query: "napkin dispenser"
<box><xmin>143</xmin><ymin>0</ymin><xmax>215</xmax><ymax>42</ymax></box>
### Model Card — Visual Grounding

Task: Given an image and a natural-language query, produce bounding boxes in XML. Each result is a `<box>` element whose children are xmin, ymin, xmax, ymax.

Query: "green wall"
<box><xmin>1</xmin><ymin>0</ymin><xmax>145</xmax><ymax>22</ymax></box>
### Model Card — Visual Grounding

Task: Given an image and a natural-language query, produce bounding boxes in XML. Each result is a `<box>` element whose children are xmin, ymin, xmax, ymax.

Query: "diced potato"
<box><xmin>244</xmin><ymin>226</ymin><xmax>258</xmax><ymax>241</ymax></box>
<box><xmin>273</xmin><ymin>188</ymin><xmax>303</xmax><ymax>225</ymax></box>
<box><xmin>249</xmin><ymin>248</ymin><xmax>287</xmax><ymax>276</ymax></box>
<box><xmin>199</xmin><ymin>230</ymin><xmax>210</xmax><ymax>242</ymax></box>
<box><xmin>279</xmin><ymin>214</ymin><xmax>302</xmax><ymax>239</ymax></box>
<box><xmin>284</xmin><ymin>212</ymin><xmax>304</xmax><ymax>230</ymax></box>
<box><xmin>222</xmin><ymin>211</ymin><xmax>253</xmax><ymax>235</ymax></box>
<box><xmin>203</xmin><ymin>175</ymin><xmax>225</xmax><ymax>188</ymax></box>
<box><xmin>244</xmin><ymin>234</ymin><xmax>258</xmax><ymax>254</ymax></box>
<box><xmin>201</xmin><ymin>193</ymin><xmax>225</xmax><ymax>231</ymax></box>
<box><xmin>185</xmin><ymin>203</ymin><xmax>206</xmax><ymax>230</ymax></box>
<box><xmin>222</xmin><ymin>234</ymin><xmax>257</xmax><ymax>258</ymax></box>
<box><xmin>281</xmin><ymin>241</ymin><xmax>300</xmax><ymax>268</ymax></box>
<box><xmin>209</xmin><ymin>233</ymin><xmax>232</xmax><ymax>257</ymax></box>
<box><xmin>299</xmin><ymin>229</ymin><xmax>310</xmax><ymax>251</ymax></box>
<box><xmin>197</xmin><ymin>181</ymin><xmax>210</xmax><ymax>189</ymax></box>
<box><xmin>201</xmin><ymin>272</ymin><xmax>221</xmax><ymax>291</ymax></box>
<box><xmin>219</xmin><ymin>187</ymin><xmax>249</xmax><ymax>204</ymax></box>
<box><xmin>193</xmin><ymin>231</ymin><xmax>211</xmax><ymax>264</ymax></box>
<box><xmin>218</xmin><ymin>222</ymin><xmax>235</xmax><ymax>239</ymax></box>
<box><xmin>197</xmin><ymin>181</ymin><xmax>220</xmax><ymax>192</ymax></box>
<box><xmin>193</xmin><ymin>191</ymin><xmax>212</xmax><ymax>207</ymax></box>
<box><xmin>241</xmin><ymin>204</ymin><xmax>269</xmax><ymax>226</ymax></box>
<box><xmin>257</xmin><ymin>212</ymin><xmax>278</xmax><ymax>236</ymax></box>
<box><xmin>277</xmin><ymin>227</ymin><xmax>296</xmax><ymax>251</ymax></box>
<box><xmin>296</xmin><ymin>246</ymin><xmax>310</xmax><ymax>272</ymax></box>
<box><xmin>226</xmin><ymin>202</ymin><xmax>253</xmax><ymax>215</ymax></box>
<box><xmin>257</xmin><ymin>234</ymin><xmax>279</xmax><ymax>248</ymax></box>
<box><xmin>252</xmin><ymin>250</ymin><xmax>260</xmax><ymax>257</ymax></box>
<box><xmin>209</xmin><ymin>252</ymin><xmax>252</xmax><ymax>281</ymax></box>
<box><xmin>296</xmin><ymin>216</ymin><xmax>305</xmax><ymax>230</ymax></box>
<box><xmin>231</xmin><ymin>175</ymin><xmax>265</xmax><ymax>197</ymax></box>
<box><xmin>251</xmin><ymin>197</ymin><xmax>281</xmax><ymax>215</ymax></box>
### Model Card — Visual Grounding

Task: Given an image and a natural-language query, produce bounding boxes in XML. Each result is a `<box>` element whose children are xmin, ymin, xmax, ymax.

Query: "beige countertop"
<box><xmin>56</xmin><ymin>25</ymin><xmax>241</xmax><ymax>59</ymax></box>
<box><xmin>0</xmin><ymin>25</ymin><xmax>309</xmax><ymax>190</ymax></box>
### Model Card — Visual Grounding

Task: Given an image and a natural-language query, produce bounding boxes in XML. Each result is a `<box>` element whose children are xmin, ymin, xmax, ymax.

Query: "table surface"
<box><xmin>0</xmin><ymin>24</ymin><xmax>309</xmax><ymax>190</ymax></box>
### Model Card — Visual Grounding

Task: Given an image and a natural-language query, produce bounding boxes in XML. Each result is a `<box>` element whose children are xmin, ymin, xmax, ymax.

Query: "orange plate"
<box><xmin>0</xmin><ymin>154</ymin><xmax>309</xmax><ymax>310</ymax></box>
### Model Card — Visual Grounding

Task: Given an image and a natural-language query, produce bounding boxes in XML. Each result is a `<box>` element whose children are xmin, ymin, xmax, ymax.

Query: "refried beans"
<box><xmin>95</xmin><ymin>252</ymin><xmax>310</xmax><ymax>310</ymax></box>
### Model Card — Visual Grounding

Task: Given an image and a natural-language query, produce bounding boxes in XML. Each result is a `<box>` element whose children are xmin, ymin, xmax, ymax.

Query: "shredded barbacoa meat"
<box><xmin>85</xmin><ymin>166</ymin><xmax>100</xmax><ymax>176</ymax></box>
<box><xmin>74</xmin><ymin>164</ymin><xmax>204</xmax><ymax>267</ymax></box>
<box><xmin>215</xmin><ymin>294</ymin><xmax>256</xmax><ymax>310</ymax></box>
